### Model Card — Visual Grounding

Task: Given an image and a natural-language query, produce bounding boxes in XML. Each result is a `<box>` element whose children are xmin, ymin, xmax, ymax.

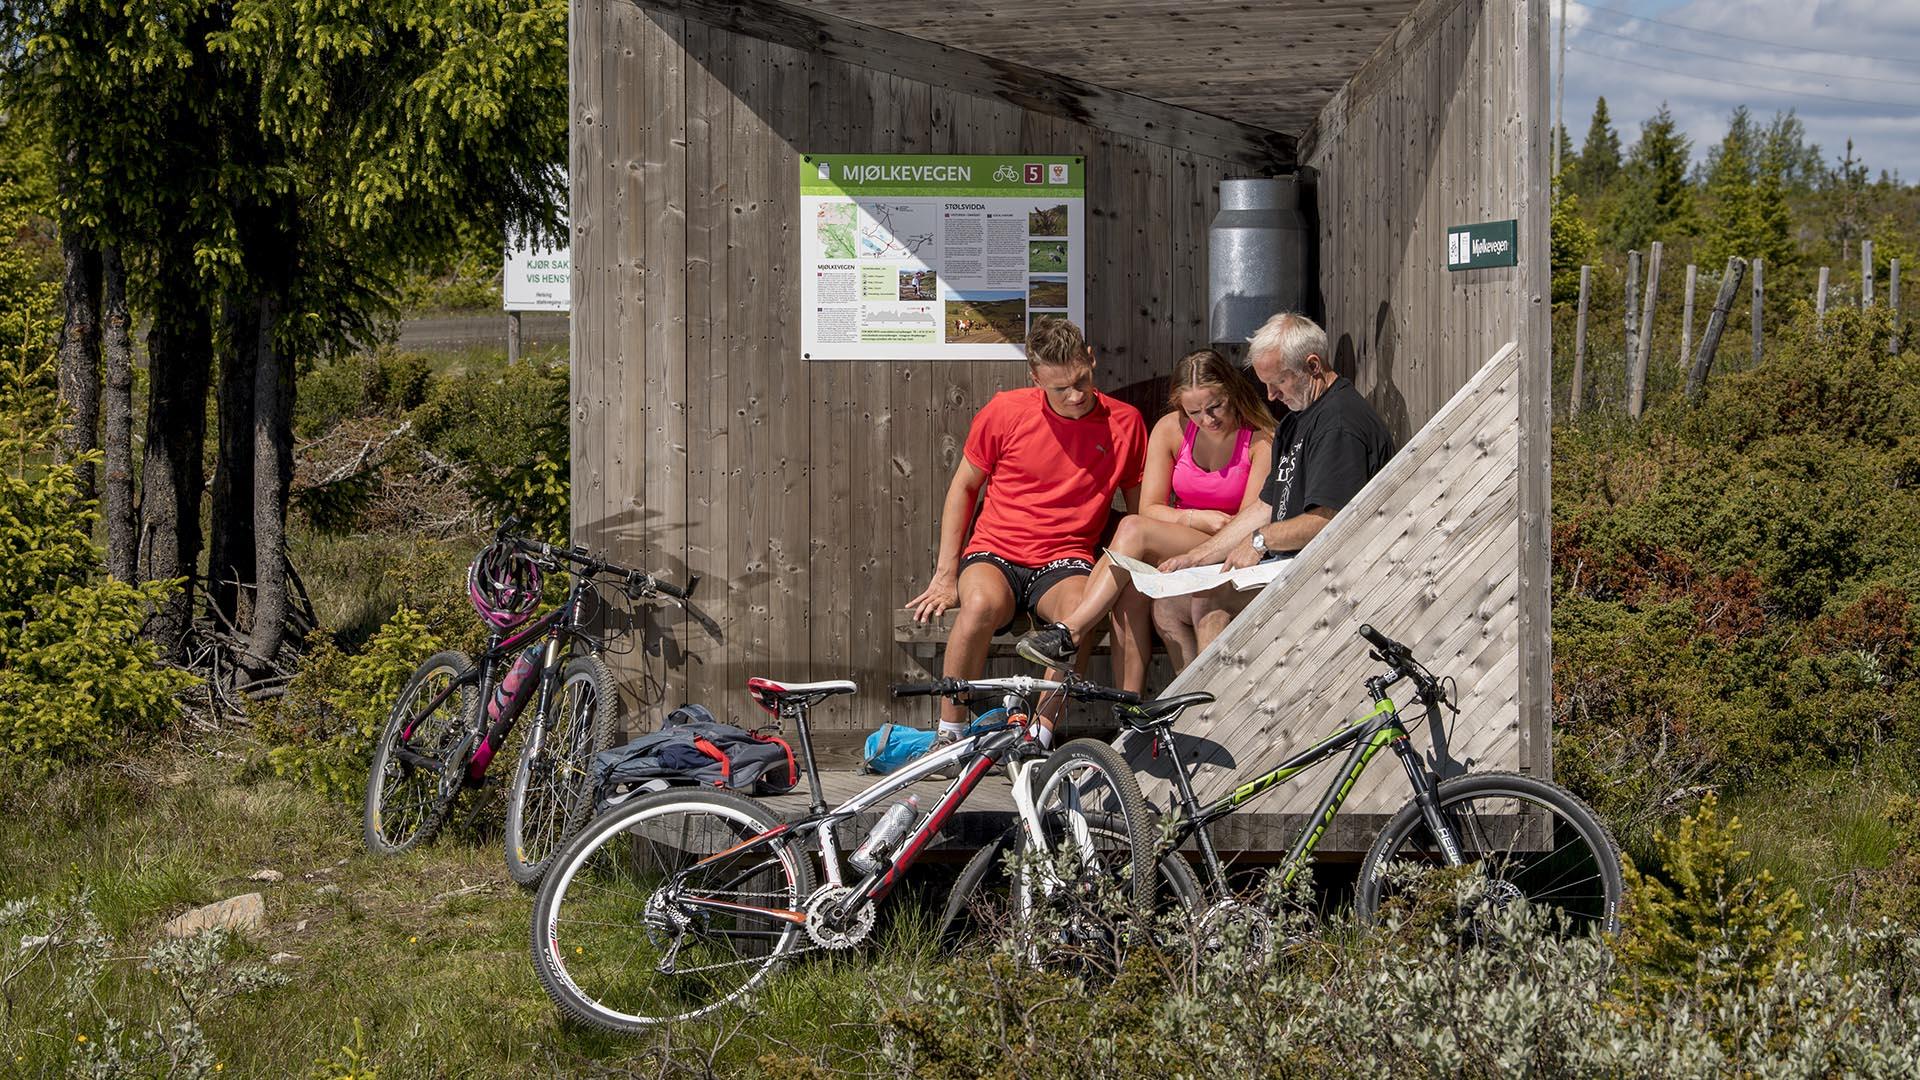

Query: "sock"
<box><xmin>939</xmin><ymin>720</ymin><xmax>968</xmax><ymax>739</ymax></box>
<box><xmin>1034</xmin><ymin>725</ymin><xmax>1055</xmax><ymax>749</ymax></box>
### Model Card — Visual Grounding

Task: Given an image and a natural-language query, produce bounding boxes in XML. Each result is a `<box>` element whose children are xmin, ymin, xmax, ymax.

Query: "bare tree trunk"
<box><xmin>246</xmin><ymin>293</ymin><xmax>294</xmax><ymax>672</ymax></box>
<box><xmin>101</xmin><ymin>246</ymin><xmax>138</xmax><ymax>584</ymax></box>
<box><xmin>209</xmin><ymin>290</ymin><xmax>259</xmax><ymax>627</ymax></box>
<box><xmin>139</xmin><ymin>243</ymin><xmax>213</xmax><ymax>658</ymax></box>
<box><xmin>55</xmin><ymin>226</ymin><xmax>102</xmax><ymax>501</ymax></box>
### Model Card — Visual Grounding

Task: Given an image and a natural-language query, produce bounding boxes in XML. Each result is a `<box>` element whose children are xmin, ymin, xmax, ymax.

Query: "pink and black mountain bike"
<box><xmin>362</xmin><ymin>521</ymin><xmax>694</xmax><ymax>885</ymax></box>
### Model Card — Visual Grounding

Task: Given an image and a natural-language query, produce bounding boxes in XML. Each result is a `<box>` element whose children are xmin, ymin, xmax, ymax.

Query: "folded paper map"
<box><xmin>1106</xmin><ymin>550</ymin><xmax>1293</xmax><ymax>599</ymax></box>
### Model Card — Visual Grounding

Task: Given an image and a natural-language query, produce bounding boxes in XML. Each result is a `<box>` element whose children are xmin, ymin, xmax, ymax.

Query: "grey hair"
<box><xmin>1246</xmin><ymin>312</ymin><xmax>1327</xmax><ymax>372</ymax></box>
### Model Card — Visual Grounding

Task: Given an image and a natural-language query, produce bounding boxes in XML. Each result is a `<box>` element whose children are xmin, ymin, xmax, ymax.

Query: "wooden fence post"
<box><xmin>1570</xmin><ymin>265</ymin><xmax>1591</xmax><ymax>418</ymax></box>
<box><xmin>1863</xmin><ymin>239</ymin><xmax>1874</xmax><ymax>309</ymax></box>
<box><xmin>1624</xmin><ymin>249</ymin><xmax>1641</xmax><ymax>383</ymax></box>
<box><xmin>1681</xmin><ymin>263</ymin><xmax>1697</xmax><ymax>368</ymax></box>
<box><xmin>1750</xmin><ymin>257</ymin><xmax>1764</xmax><ymax>369</ymax></box>
<box><xmin>1817</xmin><ymin>266</ymin><xmax>1830</xmax><ymax>329</ymax></box>
<box><xmin>1629</xmin><ymin>241</ymin><xmax>1662</xmax><ymax>417</ymax></box>
<box><xmin>1687</xmin><ymin>256</ymin><xmax>1748</xmax><ymax>401</ymax></box>
<box><xmin>507</xmin><ymin>311</ymin><xmax>522</xmax><ymax>365</ymax></box>
<box><xmin>1893</xmin><ymin>259</ymin><xmax>1904</xmax><ymax>354</ymax></box>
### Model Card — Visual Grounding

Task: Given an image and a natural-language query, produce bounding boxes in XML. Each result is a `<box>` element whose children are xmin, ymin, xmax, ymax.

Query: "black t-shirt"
<box><xmin>1260</xmin><ymin>376</ymin><xmax>1396</xmax><ymax>523</ymax></box>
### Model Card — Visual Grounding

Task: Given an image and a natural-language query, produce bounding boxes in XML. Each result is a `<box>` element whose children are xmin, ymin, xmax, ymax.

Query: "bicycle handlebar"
<box><xmin>495</xmin><ymin>526</ymin><xmax>695</xmax><ymax>604</ymax></box>
<box><xmin>1356</xmin><ymin>623</ymin><xmax>1454</xmax><ymax>711</ymax></box>
<box><xmin>889</xmin><ymin>674</ymin><xmax>1140</xmax><ymax>704</ymax></box>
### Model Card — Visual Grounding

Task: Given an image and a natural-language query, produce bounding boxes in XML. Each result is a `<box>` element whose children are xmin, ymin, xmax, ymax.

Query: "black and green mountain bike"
<box><xmin>949</xmin><ymin>624</ymin><xmax>1622</xmax><ymax>942</ymax></box>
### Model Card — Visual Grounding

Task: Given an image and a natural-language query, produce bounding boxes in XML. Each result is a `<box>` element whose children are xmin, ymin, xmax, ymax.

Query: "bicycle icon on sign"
<box><xmin>992</xmin><ymin>164</ymin><xmax>1022</xmax><ymax>183</ymax></box>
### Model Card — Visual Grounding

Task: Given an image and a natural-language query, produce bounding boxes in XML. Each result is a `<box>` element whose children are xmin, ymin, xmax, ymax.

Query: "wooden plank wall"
<box><xmin>572</xmin><ymin>4</ymin><xmax>1256</xmax><ymax>737</ymax></box>
<box><xmin>1136</xmin><ymin>343</ymin><xmax>1523</xmax><ymax>816</ymax></box>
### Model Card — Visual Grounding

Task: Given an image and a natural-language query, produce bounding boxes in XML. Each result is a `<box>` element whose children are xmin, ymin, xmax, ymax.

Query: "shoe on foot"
<box><xmin>921</xmin><ymin>729</ymin><xmax>964</xmax><ymax>782</ymax></box>
<box><xmin>1016</xmin><ymin>622</ymin><xmax>1078</xmax><ymax>669</ymax></box>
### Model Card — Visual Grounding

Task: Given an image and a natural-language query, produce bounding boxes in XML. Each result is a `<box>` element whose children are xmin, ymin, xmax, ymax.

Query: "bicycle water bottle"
<box><xmin>467</xmin><ymin>645</ymin><xmax>543</xmax><ymax>781</ymax></box>
<box><xmin>849</xmin><ymin>796</ymin><xmax>920</xmax><ymax>875</ymax></box>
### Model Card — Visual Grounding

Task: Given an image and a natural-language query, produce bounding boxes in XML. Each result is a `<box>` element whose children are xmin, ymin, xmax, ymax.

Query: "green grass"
<box><xmin>1717</xmin><ymin>757</ymin><xmax>1917</xmax><ymax>913</ymax></box>
<box><xmin>0</xmin><ymin>741</ymin><xmax>930</xmax><ymax>1077</ymax></box>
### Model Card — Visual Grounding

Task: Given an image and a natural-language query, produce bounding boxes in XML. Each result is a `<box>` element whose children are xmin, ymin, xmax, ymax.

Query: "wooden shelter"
<box><xmin>570</xmin><ymin>0</ymin><xmax>1551</xmax><ymax>850</ymax></box>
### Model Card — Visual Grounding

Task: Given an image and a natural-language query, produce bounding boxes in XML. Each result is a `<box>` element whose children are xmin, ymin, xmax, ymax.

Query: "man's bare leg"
<box><xmin>940</xmin><ymin>562</ymin><xmax>1016</xmax><ymax>732</ymax></box>
<box><xmin>1192</xmin><ymin>585</ymin><xmax>1255</xmax><ymax>655</ymax></box>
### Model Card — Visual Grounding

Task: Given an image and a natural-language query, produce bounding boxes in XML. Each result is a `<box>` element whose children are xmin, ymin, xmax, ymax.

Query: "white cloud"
<box><xmin>1557</xmin><ymin>0</ymin><xmax>1920</xmax><ymax>181</ymax></box>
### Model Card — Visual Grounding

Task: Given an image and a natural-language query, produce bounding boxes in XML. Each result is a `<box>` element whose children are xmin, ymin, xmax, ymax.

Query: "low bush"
<box><xmin>261</xmin><ymin>606</ymin><xmax>453</xmax><ymax>799</ymax></box>
<box><xmin>1553</xmin><ymin>305</ymin><xmax>1920</xmax><ymax>830</ymax></box>
<box><xmin>0</xmin><ymin>354</ymin><xmax>194</xmax><ymax>762</ymax></box>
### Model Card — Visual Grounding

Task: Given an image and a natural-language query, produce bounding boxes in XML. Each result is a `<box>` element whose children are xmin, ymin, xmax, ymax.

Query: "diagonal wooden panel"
<box><xmin>1134</xmin><ymin>343</ymin><xmax>1524</xmax><ymax>821</ymax></box>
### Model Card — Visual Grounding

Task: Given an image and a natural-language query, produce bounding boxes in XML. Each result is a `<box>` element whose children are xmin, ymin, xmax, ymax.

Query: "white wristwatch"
<box><xmin>1250</xmin><ymin>529</ymin><xmax>1268</xmax><ymax>554</ymax></box>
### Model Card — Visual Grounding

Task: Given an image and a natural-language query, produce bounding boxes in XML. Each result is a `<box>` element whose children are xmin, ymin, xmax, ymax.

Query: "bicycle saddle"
<box><xmin>1119</xmin><ymin>691</ymin><xmax>1215</xmax><ymax>730</ymax></box>
<box><xmin>746</xmin><ymin>677</ymin><xmax>858</xmax><ymax>715</ymax></box>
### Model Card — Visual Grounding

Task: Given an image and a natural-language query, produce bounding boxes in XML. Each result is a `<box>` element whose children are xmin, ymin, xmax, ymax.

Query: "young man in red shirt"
<box><xmin>905</xmin><ymin>318</ymin><xmax>1148</xmax><ymax>752</ymax></box>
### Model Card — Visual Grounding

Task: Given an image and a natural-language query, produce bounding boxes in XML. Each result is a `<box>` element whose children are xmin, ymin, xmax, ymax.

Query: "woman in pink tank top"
<box><xmin>1014</xmin><ymin>349</ymin><xmax>1273</xmax><ymax>692</ymax></box>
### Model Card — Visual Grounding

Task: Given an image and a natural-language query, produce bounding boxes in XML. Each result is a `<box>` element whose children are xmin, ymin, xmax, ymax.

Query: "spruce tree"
<box><xmin>1702</xmin><ymin>106</ymin><xmax>1795</xmax><ymax>272</ymax></box>
<box><xmin>1609</xmin><ymin>103</ymin><xmax>1696</xmax><ymax>250</ymax></box>
<box><xmin>1575</xmin><ymin>97</ymin><xmax>1622</xmax><ymax>196</ymax></box>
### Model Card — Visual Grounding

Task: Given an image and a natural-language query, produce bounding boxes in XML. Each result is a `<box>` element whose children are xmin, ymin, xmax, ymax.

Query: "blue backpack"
<box><xmin>861</xmin><ymin>709</ymin><xmax>1010</xmax><ymax>774</ymax></box>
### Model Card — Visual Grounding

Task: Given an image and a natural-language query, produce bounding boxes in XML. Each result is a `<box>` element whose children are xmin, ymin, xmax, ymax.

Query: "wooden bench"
<box><xmin>890</xmin><ymin>609</ymin><xmax>1119</xmax><ymax>663</ymax></box>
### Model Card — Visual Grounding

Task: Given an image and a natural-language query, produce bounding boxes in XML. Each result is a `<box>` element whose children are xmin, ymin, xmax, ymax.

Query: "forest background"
<box><xmin>2</xmin><ymin>3</ymin><xmax>1919</xmax><ymax>1070</ymax></box>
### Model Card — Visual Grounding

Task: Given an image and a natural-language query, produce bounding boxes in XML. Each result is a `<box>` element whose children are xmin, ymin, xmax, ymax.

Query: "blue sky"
<box><xmin>1555</xmin><ymin>0</ymin><xmax>1920</xmax><ymax>182</ymax></box>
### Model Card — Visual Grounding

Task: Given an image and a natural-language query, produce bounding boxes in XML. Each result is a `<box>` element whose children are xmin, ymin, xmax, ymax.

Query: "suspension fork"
<box><xmin>1391</xmin><ymin>731</ymin><xmax>1463</xmax><ymax>866</ymax></box>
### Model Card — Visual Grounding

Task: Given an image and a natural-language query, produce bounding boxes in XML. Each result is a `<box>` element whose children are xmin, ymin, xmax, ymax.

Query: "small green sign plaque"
<box><xmin>1447</xmin><ymin>219</ymin><xmax>1518</xmax><ymax>270</ymax></box>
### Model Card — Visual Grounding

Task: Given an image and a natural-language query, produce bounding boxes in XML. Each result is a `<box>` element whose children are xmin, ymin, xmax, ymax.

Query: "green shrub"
<box><xmin>1613</xmin><ymin>793</ymin><xmax>1805</xmax><ymax>1023</ymax></box>
<box><xmin>262</xmin><ymin>606</ymin><xmax>450</xmax><ymax>799</ymax></box>
<box><xmin>0</xmin><ymin>351</ymin><xmax>194</xmax><ymax>761</ymax></box>
<box><xmin>295</xmin><ymin>349</ymin><xmax>435</xmax><ymax>436</ymax></box>
<box><xmin>409</xmin><ymin>357</ymin><xmax>569</xmax><ymax>540</ymax></box>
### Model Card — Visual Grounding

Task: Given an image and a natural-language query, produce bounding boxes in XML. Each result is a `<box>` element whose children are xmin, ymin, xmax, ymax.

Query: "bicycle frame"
<box><xmin>1159</xmin><ymin>686</ymin><xmax>1461</xmax><ymax>897</ymax></box>
<box><xmin>393</xmin><ymin>572</ymin><xmax>597</xmax><ymax>785</ymax></box>
<box><xmin>663</xmin><ymin>691</ymin><xmax>1057</xmax><ymax>936</ymax></box>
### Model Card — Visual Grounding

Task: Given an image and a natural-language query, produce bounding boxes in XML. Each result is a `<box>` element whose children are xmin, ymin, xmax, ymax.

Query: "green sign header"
<box><xmin>801</xmin><ymin>154</ymin><xmax>1084</xmax><ymax>198</ymax></box>
<box><xmin>1447</xmin><ymin>219</ymin><xmax>1519</xmax><ymax>271</ymax></box>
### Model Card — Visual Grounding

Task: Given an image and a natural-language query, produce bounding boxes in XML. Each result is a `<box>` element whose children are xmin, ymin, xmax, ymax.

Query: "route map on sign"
<box><xmin>859</xmin><ymin>203</ymin><xmax>936</xmax><ymax>259</ymax></box>
<box><xmin>800</xmin><ymin>153</ymin><xmax>1085</xmax><ymax>361</ymax></box>
<box><xmin>817</xmin><ymin>203</ymin><xmax>857</xmax><ymax>260</ymax></box>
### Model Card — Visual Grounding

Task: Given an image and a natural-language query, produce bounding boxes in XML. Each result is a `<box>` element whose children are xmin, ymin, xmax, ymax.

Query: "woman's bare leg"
<box><xmin>1055</xmin><ymin>515</ymin><xmax>1208</xmax><ymax>640</ymax></box>
<box><xmin>1109</xmin><ymin>584</ymin><xmax>1155</xmax><ymax>693</ymax></box>
<box><xmin>1153</xmin><ymin>596</ymin><xmax>1201</xmax><ymax>672</ymax></box>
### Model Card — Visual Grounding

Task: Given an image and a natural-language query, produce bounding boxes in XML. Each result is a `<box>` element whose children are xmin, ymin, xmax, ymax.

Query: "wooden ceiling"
<box><xmin>782</xmin><ymin>0</ymin><xmax>1422</xmax><ymax>136</ymax></box>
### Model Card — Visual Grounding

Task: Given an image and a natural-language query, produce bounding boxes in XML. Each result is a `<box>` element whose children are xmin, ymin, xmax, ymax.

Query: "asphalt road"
<box><xmin>397</xmin><ymin>312</ymin><xmax>570</xmax><ymax>352</ymax></box>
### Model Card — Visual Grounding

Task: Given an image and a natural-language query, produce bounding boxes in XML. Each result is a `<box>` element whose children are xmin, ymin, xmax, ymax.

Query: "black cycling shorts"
<box><xmin>959</xmin><ymin>551</ymin><xmax>1094</xmax><ymax>635</ymax></box>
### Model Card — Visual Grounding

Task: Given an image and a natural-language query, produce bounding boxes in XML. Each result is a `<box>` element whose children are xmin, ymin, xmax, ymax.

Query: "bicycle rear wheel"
<box><xmin>529</xmin><ymin>788</ymin><xmax>813</xmax><ymax>1032</ymax></box>
<box><xmin>1356</xmin><ymin>772</ymin><xmax>1623</xmax><ymax>937</ymax></box>
<box><xmin>504</xmin><ymin>654</ymin><xmax>620</xmax><ymax>885</ymax></box>
<box><xmin>363</xmin><ymin>651</ymin><xmax>474</xmax><ymax>855</ymax></box>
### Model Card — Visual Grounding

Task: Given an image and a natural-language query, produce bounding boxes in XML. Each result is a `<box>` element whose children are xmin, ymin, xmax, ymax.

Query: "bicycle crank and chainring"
<box><xmin>803</xmin><ymin>886</ymin><xmax>875</xmax><ymax>950</ymax></box>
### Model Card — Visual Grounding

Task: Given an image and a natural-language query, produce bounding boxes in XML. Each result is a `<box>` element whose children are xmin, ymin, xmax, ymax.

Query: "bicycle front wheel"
<box><xmin>529</xmin><ymin>788</ymin><xmax>814</xmax><ymax>1032</ymax></box>
<box><xmin>1357</xmin><ymin>772</ymin><xmax>1623</xmax><ymax>937</ymax></box>
<box><xmin>1013</xmin><ymin>739</ymin><xmax>1155</xmax><ymax>966</ymax></box>
<box><xmin>941</xmin><ymin>817</ymin><xmax>1200</xmax><ymax>952</ymax></box>
<box><xmin>363</xmin><ymin>650</ymin><xmax>474</xmax><ymax>856</ymax></box>
<box><xmin>505</xmin><ymin>654</ymin><xmax>620</xmax><ymax>885</ymax></box>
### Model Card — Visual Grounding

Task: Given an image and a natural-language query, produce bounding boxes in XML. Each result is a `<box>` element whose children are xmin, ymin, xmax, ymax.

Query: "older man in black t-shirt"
<box><xmin>1157</xmin><ymin>312</ymin><xmax>1395</xmax><ymax>648</ymax></box>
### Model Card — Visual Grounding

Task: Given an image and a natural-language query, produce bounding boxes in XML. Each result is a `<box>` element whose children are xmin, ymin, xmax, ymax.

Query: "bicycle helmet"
<box><xmin>467</xmin><ymin>541</ymin><xmax>542</xmax><ymax>629</ymax></box>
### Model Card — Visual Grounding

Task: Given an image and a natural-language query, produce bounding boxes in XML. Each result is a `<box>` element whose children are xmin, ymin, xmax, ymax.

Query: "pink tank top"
<box><xmin>1171</xmin><ymin>424</ymin><xmax>1254</xmax><ymax>514</ymax></box>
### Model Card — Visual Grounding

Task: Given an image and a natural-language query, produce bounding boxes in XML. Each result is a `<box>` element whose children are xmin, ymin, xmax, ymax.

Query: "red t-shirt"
<box><xmin>962</xmin><ymin>387</ymin><xmax>1148</xmax><ymax>565</ymax></box>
